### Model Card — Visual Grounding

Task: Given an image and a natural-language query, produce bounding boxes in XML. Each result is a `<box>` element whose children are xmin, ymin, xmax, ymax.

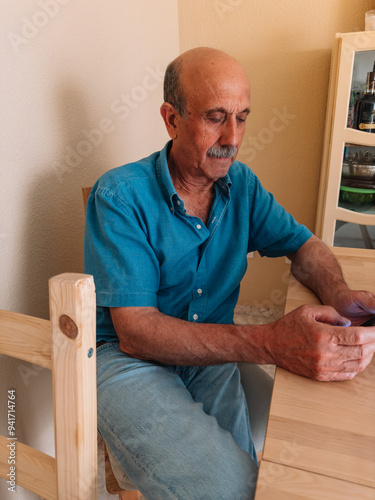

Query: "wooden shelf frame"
<box><xmin>316</xmin><ymin>32</ymin><xmax>375</xmax><ymax>246</ymax></box>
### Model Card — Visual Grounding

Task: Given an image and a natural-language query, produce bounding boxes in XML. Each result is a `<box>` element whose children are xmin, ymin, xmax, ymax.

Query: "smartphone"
<box><xmin>361</xmin><ymin>316</ymin><xmax>375</xmax><ymax>327</ymax></box>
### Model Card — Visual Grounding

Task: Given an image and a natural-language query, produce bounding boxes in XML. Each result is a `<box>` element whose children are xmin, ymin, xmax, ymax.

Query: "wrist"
<box><xmin>319</xmin><ymin>281</ymin><xmax>349</xmax><ymax>308</ymax></box>
<box><xmin>238</xmin><ymin>323</ymin><xmax>276</xmax><ymax>365</ymax></box>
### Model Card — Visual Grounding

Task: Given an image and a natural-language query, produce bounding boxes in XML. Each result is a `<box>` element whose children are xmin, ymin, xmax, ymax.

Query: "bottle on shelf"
<box><xmin>347</xmin><ymin>85</ymin><xmax>363</xmax><ymax>128</ymax></box>
<box><xmin>353</xmin><ymin>61</ymin><xmax>375</xmax><ymax>133</ymax></box>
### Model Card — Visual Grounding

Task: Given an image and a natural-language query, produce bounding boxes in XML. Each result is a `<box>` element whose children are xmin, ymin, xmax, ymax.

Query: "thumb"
<box><xmin>311</xmin><ymin>305</ymin><xmax>351</xmax><ymax>327</ymax></box>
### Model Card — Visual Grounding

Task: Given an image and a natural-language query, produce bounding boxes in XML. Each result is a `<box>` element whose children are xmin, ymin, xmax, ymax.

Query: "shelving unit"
<box><xmin>316</xmin><ymin>32</ymin><xmax>375</xmax><ymax>249</ymax></box>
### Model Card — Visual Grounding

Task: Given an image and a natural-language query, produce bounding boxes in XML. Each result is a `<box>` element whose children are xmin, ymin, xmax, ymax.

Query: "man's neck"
<box><xmin>167</xmin><ymin>152</ymin><xmax>216</xmax><ymax>225</ymax></box>
<box><xmin>167</xmin><ymin>150</ymin><xmax>215</xmax><ymax>198</ymax></box>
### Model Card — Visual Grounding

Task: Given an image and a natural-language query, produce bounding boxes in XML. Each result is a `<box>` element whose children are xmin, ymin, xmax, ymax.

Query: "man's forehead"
<box><xmin>203</xmin><ymin>106</ymin><xmax>251</xmax><ymax>115</ymax></box>
<box><xmin>187</xmin><ymin>78</ymin><xmax>251</xmax><ymax>113</ymax></box>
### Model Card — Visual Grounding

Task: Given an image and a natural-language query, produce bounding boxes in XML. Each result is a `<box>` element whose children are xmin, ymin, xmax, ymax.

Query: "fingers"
<box><xmin>318</xmin><ymin>372</ymin><xmax>357</xmax><ymax>382</ymax></box>
<box><xmin>312</xmin><ymin>352</ymin><xmax>374</xmax><ymax>382</ymax></box>
<box><xmin>307</xmin><ymin>304</ymin><xmax>351</xmax><ymax>327</ymax></box>
<box><xmin>313</xmin><ymin>371</ymin><xmax>356</xmax><ymax>382</ymax></box>
<box><xmin>332</xmin><ymin>289</ymin><xmax>375</xmax><ymax>325</ymax></box>
<box><xmin>334</xmin><ymin>341</ymin><xmax>375</xmax><ymax>361</ymax></box>
<box><xmin>350</xmin><ymin>290</ymin><xmax>375</xmax><ymax>313</ymax></box>
<box><xmin>331</xmin><ymin>326</ymin><xmax>375</xmax><ymax>346</ymax></box>
<box><xmin>338</xmin><ymin>351</ymin><xmax>374</xmax><ymax>372</ymax></box>
<box><xmin>319</xmin><ymin>339</ymin><xmax>375</xmax><ymax>372</ymax></box>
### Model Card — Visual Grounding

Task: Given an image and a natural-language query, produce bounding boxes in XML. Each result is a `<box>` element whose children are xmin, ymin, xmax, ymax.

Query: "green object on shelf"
<box><xmin>339</xmin><ymin>185</ymin><xmax>375</xmax><ymax>205</ymax></box>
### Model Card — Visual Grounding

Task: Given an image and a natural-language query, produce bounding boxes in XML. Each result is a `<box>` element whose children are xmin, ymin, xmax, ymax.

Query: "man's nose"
<box><xmin>220</xmin><ymin>116</ymin><xmax>239</xmax><ymax>146</ymax></box>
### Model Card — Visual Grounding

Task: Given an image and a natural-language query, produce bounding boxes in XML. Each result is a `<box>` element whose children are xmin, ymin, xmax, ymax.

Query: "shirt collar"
<box><xmin>156</xmin><ymin>141</ymin><xmax>179</xmax><ymax>213</ymax></box>
<box><xmin>216</xmin><ymin>173</ymin><xmax>232</xmax><ymax>195</ymax></box>
<box><xmin>156</xmin><ymin>141</ymin><xmax>232</xmax><ymax>213</ymax></box>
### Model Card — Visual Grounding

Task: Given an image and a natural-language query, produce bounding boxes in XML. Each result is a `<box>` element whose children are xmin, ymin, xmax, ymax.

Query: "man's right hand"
<box><xmin>267</xmin><ymin>305</ymin><xmax>375</xmax><ymax>381</ymax></box>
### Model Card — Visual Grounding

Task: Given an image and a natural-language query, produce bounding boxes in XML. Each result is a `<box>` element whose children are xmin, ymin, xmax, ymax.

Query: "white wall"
<box><xmin>0</xmin><ymin>1</ymin><xmax>179</xmax><ymax>498</ymax></box>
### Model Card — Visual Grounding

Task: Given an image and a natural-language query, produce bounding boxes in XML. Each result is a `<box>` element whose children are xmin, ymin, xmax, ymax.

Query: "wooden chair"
<box><xmin>0</xmin><ymin>274</ymin><xmax>97</xmax><ymax>499</ymax></box>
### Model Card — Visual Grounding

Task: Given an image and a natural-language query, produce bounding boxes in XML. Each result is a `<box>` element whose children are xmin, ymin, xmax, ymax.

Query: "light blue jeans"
<box><xmin>97</xmin><ymin>341</ymin><xmax>262</xmax><ymax>499</ymax></box>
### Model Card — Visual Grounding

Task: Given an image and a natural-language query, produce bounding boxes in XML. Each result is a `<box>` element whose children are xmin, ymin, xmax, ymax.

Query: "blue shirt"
<box><xmin>84</xmin><ymin>141</ymin><xmax>312</xmax><ymax>342</ymax></box>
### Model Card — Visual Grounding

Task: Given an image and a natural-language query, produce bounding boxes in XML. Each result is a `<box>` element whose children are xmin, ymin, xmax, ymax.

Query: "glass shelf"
<box><xmin>347</xmin><ymin>50</ymin><xmax>375</xmax><ymax>132</ymax></box>
<box><xmin>338</xmin><ymin>201</ymin><xmax>375</xmax><ymax>215</ymax></box>
<box><xmin>334</xmin><ymin>221</ymin><xmax>375</xmax><ymax>249</ymax></box>
<box><xmin>339</xmin><ymin>144</ymin><xmax>375</xmax><ymax>214</ymax></box>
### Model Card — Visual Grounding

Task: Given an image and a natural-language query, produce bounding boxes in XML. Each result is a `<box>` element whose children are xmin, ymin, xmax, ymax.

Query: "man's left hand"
<box><xmin>330</xmin><ymin>289</ymin><xmax>375</xmax><ymax>326</ymax></box>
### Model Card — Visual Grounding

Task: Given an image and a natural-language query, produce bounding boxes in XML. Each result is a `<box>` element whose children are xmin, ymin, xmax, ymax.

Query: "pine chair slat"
<box><xmin>0</xmin><ymin>273</ymin><xmax>97</xmax><ymax>499</ymax></box>
<box><xmin>0</xmin><ymin>310</ymin><xmax>52</xmax><ymax>369</ymax></box>
<box><xmin>0</xmin><ymin>435</ymin><xmax>56</xmax><ymax>499</ymax></box>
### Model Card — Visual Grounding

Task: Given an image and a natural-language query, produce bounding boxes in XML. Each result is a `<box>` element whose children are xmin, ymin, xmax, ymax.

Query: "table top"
<box><xmin>255</xmin><ymin>247</ymin><xmax>375</xmax><ymax>498</ymax></box>
<box><xmin>255</xmin><ymin>462</ymin><xmax>375</xmax><ymax>500</ymax></box>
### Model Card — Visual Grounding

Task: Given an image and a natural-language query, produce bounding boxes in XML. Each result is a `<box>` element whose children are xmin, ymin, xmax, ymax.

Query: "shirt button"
<box><xmin>177</xmin><ymin>200</ymin><xmax>181</xmax><ymax>206</ymax></box>
<box><xmin>197</xmin><ymin>289</ymin><xmax>203</xmax><ymax>295</ymax></box>
<box><xmin>193</xmin><ymin>314</ymin><xmax>199</xmax><ymax>321</ymax></box>
<box><xmin>196</xmin><ymin>224</ymin><xmax>202</xmax><ymax>230</ymax></box>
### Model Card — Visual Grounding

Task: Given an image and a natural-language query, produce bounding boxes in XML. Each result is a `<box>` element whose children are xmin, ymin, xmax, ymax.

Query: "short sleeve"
<box><xmin>84</xmin><ymin>186</ymin><xmax>160</xmax><ymax>307</ymax></box>
<box><xmin>247</xmin><ymin>174</ymin><xmax>312</xmax><ymax>257</ymax></box>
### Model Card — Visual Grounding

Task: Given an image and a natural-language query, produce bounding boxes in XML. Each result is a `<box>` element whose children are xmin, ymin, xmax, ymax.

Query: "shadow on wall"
<box><xmin>17</xmin><ymin>82</ymin><xmax>108</xmax><ymax>320</ymax></box>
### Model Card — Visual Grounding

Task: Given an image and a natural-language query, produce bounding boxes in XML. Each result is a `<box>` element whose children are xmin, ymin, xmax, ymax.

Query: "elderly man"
<box><xmin>84</xmin><ymin>47</ymin><xmax>375</xmax><ymax>499</ymax></box>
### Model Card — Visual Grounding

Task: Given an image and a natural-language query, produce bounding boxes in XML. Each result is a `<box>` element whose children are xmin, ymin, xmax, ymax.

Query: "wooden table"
<box><xmin>254</xmin><ymin>247</ymin><xmax>375</xmax><ymax>499</ymax></box>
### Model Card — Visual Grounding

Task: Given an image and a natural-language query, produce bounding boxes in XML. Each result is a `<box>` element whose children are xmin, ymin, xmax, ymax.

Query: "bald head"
<box><xmin>177</xmin><ymin>47</ymin><xmax>237</xmax><ymax>67</ymax></box>
<box><xmin>163</xmin><ymin>47</ymin><xmax>249</xmax><ymax>117</ymax></box>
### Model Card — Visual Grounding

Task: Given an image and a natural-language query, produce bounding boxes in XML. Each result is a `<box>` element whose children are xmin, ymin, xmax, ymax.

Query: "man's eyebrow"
<box><xmin>204</xmin><ymin>107</ymin><xmax>251</xmax><ymax>115</ymax></box>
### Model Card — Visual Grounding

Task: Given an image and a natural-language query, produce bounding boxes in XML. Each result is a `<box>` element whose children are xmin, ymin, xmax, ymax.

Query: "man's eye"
<box><xmin>209</xmin><ymin>117</ymin><xmax>224</xmax><ymax>123</ymax></box>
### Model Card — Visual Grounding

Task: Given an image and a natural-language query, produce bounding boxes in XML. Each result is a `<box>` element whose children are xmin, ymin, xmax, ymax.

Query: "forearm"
<box><xmin>288</xmin><ymin>235</ymin><xmax>348</xmax><ymax>306</ymax></box>
<box><xmin>110</xmin><ymin>306</ymin><xmax>273</xmax><ymax>366</ymax></box>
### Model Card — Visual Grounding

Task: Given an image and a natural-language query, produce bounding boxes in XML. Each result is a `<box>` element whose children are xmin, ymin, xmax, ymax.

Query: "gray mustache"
<box><xmin>207</xmin><ymin>145</ymin><xmax>238</xmax><ymax>158</ymax></box>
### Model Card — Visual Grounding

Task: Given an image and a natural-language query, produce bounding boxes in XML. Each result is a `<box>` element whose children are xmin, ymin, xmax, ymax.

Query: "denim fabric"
<box><xmin>97</xmin><ymin>342</ymin><xmax>259</xmax><ymax>499</ymax></box>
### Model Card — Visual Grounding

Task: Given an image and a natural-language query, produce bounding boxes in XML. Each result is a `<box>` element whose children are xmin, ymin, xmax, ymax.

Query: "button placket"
<box><xmin>200</xmin><ymin>193</ymin><xmax>229</xmax><ymax>258</ymax></box>
<box><xmin>188</xmin><ymin>258</ymin><xmax>207</xmax><ymax>323</ymax></box>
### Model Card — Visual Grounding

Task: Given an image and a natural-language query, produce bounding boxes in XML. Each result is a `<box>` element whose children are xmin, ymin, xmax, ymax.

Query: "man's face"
<box><xmin>170</xmin><ymin>60</ymin><xmax>250</xmax><ymax>183</ymax></box>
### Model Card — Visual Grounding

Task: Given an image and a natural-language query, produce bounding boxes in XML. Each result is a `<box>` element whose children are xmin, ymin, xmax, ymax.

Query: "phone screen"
<box><xmin>361</xmin><ymin>316</ymin><xmax>375</xmax><ymax>327</ymax></box>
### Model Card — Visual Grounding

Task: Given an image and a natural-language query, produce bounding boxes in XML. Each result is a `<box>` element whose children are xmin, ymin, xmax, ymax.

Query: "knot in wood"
<box><xmin>59</xmin><ymin>314</ymin><xmax>78</xmax><ymax>340</ymax></box>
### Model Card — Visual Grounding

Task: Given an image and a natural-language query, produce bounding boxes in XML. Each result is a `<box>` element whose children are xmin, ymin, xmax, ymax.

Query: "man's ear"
<box><xmin>160</xmin><ymin>102</ymin><xmax>179</xmax><ymax>139</ymax></box>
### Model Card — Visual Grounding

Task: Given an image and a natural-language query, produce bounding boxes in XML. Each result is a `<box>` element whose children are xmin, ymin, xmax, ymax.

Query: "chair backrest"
<box><xmin>0</xmin><ymin>274</ymin><xmax>97</xmax><ymax>499</ymax></box>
